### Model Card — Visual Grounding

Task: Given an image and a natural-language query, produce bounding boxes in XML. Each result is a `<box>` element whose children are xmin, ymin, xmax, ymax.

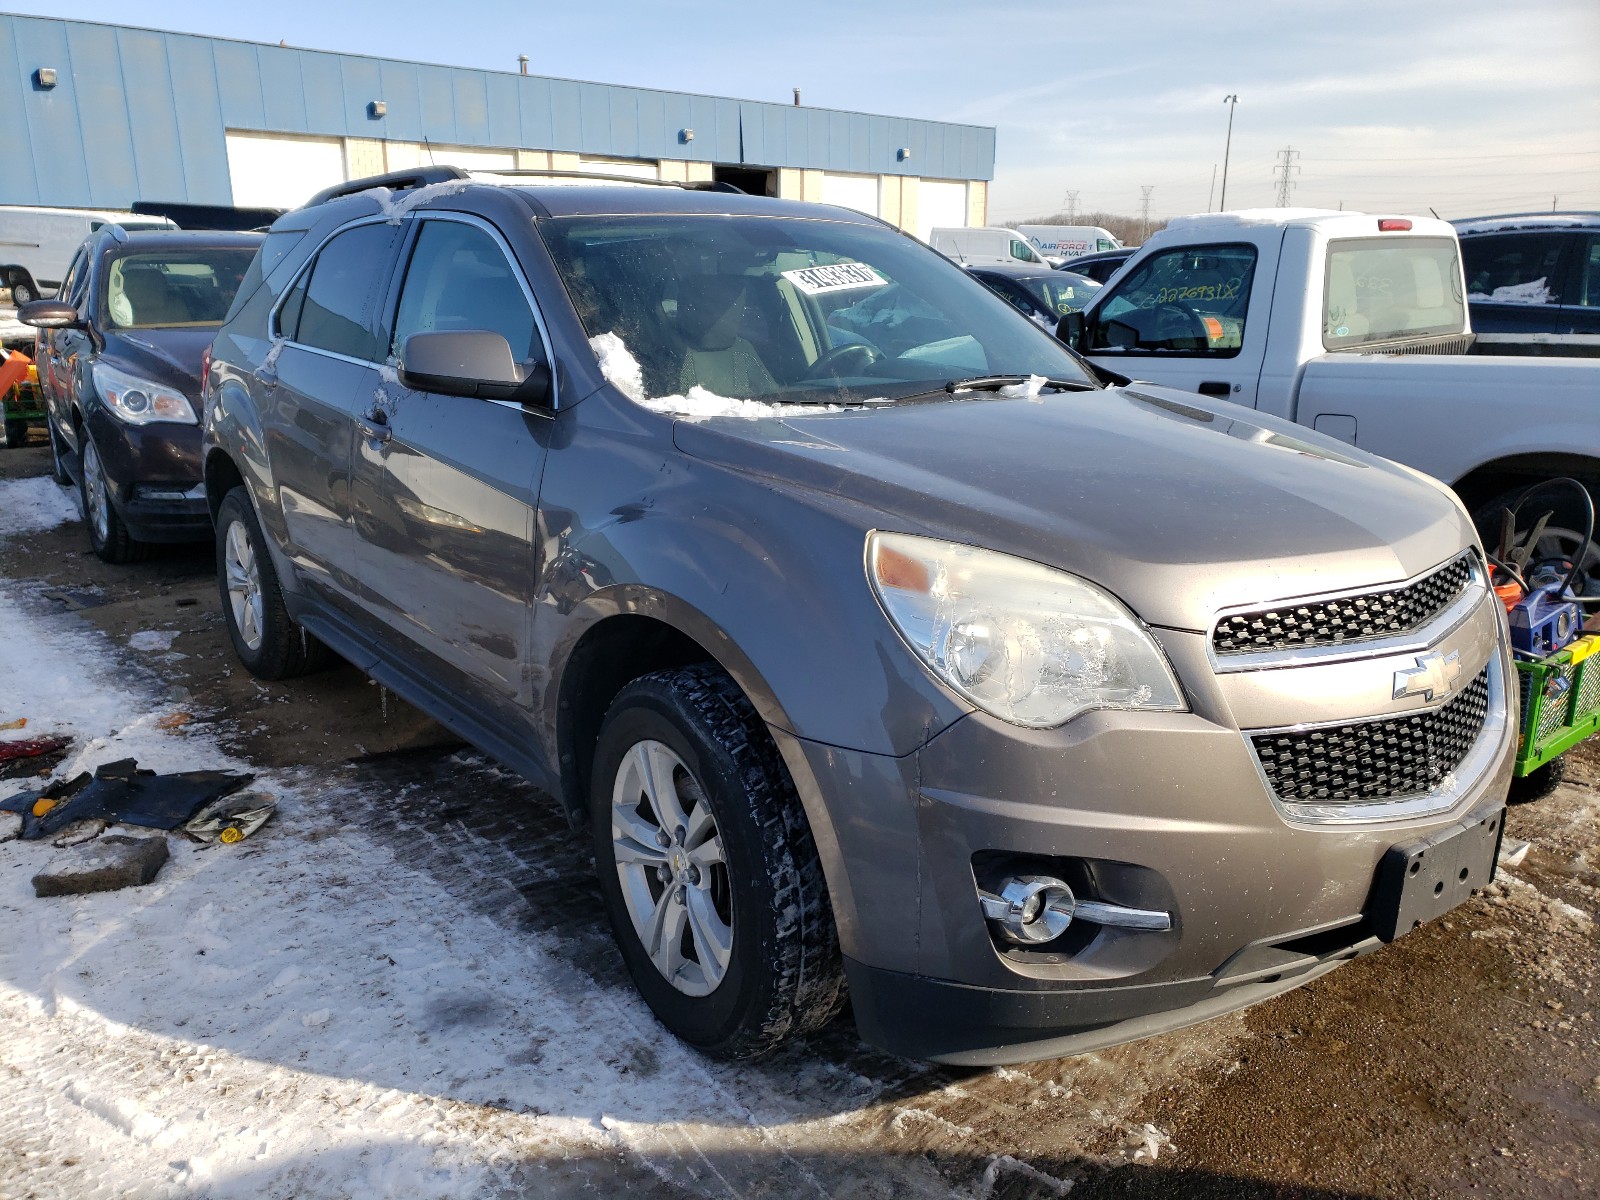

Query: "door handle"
<box><xmin>1197</xmin><ymin>380</ymin><xmax>1232</xmax><ymax>397</ymax></box>
<box><xmin>356</xmin><ymin>408</ymin><xmax>392</xmax><ymax>446</ymax></box>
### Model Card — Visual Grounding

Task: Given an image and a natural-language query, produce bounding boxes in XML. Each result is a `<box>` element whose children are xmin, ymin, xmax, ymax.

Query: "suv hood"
<box><xmin>669</xmin><ymin>383</ymin><xmax>1475</xmax><ymax>632</ymax></box>
<box><xmin>101</xmin><ymin>328</ymin><xmax>215</xmax><ymax>398</ymax></box>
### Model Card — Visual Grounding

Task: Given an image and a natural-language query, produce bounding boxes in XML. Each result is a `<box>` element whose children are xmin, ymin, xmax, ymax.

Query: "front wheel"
<box><xmin>591</xmin><ymin>665</ymin><xmax>845</xmax><ymax>1060</ymax></box>
<box><xmin>215</xmin><ymin>486</ymin><xmax>330</xmax><ymax>679</ymax></box>
<box><xmin>80</xmin><ymin>434</ymin><xmax>150</xmax><ymax>563</ymax></box>
<box><xmin>9</xmin><ymin>280</ymin><xmax>37</xmax><ymax>305</ymax></box>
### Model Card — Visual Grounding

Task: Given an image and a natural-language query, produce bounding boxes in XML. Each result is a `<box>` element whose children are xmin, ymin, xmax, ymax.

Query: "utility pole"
<box><xmin>1219</xmin><ymin>94</ymin><xmax>1238</xmax><ymax>209</ymax></box>
<box><xmin>1139</xmin><ymin>185</ymin><xmax>1154</xmax><ymax>243</ymax></box>
<box><xmin>1273</xmin><ymin>146</ymin><xmax>1300</xmax><ymax>207</ymax></box>
<box><xmin>1207</xmin><ymin>164</ymin><xmax>1217</xmax><ymax>212</ymax></box>
<box><xmin>1064</xmin><ymin>190</ymin><xmax>1079</xmax><ymax>221</ymax></box>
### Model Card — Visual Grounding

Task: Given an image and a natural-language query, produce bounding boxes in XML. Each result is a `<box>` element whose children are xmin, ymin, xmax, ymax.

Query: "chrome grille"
<box><xmin>1252</xmin><ymin>668</ymin><xmax>1491</xmax><ymax>805</ymax></box>
<box><xmin>1214</xmin><ymin>554</ymin><xmax>1475</xmax><ymax>656</ymax></box>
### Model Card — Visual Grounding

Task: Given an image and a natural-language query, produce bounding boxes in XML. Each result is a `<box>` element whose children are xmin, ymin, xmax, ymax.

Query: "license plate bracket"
<box><xmin>1370</xmin><ymin>807</ymin><xmax>1505</xmax><ymax>942</ymax></box>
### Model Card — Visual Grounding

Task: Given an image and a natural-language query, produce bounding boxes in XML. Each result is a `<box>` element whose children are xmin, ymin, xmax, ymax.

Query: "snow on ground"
<box><xmin>0</xmin><ymin>578</ymin><xmax>990</xmax><ymax>1199</ymax></box>
<box><xmin>0</xmin><ymin>475</ymin><xmax>81</xmax><ymax>538</ymax></box>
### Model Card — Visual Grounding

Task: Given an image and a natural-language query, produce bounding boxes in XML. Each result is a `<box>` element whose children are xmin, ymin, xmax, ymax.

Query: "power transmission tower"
<box><xmin>1139</xmin><ymin>186</ymin><xmax>1153</xmax><ymax>242</ymax></box>
<box><xmin>1273</xmin><ymin>147</ymin><xmax>1301</xmax><ymax>207</ymax></box>
<box><xmin>1064</xmin><ymin>190</ymin><xmax>1079</xmax><ymax>221</ymax></box>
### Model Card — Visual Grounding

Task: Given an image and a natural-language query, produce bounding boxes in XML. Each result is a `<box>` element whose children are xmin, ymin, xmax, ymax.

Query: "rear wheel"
<box><xmin>80</xmin><ymin>435</ymin><xmax>150</xmax><ymax>563</ymax></box>
<box><xmin>590</xmin><ymin>664</ymin><xmax>845</xmax><ymax>1060</ymax></box>
<box><xmin>215</xmin><ymin>486</ymin><xmax>330</xmax><ymax>679</ymax></box>
<box><xmin>9</xmin><ymin>280</ymin><xmax>37</xmax><ymax>305</ymax></box>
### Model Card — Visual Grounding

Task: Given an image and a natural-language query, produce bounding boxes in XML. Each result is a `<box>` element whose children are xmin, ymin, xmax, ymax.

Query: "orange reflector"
<box><xmin>1378</xmin><ymin>218</ymin><xmax>1412</xmax><ymax>232</ymax></box>
<box><xmin>1202</xmin><ymin>316</ymin><xmax>1224</xmax><ymax>341</ymax></box>
<box><xmin>873</xmin><ymin>542</ymin><xmax>931</xmax><ymax>592</ymax></box>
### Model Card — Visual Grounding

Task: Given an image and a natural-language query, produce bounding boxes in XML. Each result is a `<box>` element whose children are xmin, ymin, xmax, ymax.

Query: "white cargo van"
<box><xmin>1</xmin><ymin>206</ymin><xmax>177</xmax><ymax>303</ymax></box>
<box><xmin>929</xmin><ymin>226</ymin><xmax>1054</xmax><ymax>268</ymax></box>
<box><xmin>1016</xmin><ymin>224</ymin><xmax>1123</xmax><ymax>260</ymax></box>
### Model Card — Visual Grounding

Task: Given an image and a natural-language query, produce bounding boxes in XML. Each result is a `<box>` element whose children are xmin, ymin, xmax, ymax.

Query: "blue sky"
<box><xmin>12</xmin><ymin>0</ymin><xmax>1598</xmax><ymax>220</ymax></box>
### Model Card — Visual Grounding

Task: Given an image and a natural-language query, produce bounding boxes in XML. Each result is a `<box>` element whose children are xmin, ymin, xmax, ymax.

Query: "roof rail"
<box><xmin>467</xmin><ymin>168</ymin><xmax>744</xmax><ymax>194</ymax></box>
<box><xmin>305</xmin><ymin>166</ymin><xmax>471</xmax><ymax>208</ymax></box>
<box><xmin>1452</xmin><ymin>210</ymin><xmax>1598</xmax><ymax>223</ymax></box>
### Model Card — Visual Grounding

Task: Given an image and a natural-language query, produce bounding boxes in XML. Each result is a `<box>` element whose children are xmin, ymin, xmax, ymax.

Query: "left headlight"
<box><xmin>91</xmin><ymin>362</ymin><xmax>198</xmax><ymax>425</ymax></box>
<box><xmin>867</xmin><ymin>531</ymin><xmax>1186</xmax><ymax>728</ymax></box>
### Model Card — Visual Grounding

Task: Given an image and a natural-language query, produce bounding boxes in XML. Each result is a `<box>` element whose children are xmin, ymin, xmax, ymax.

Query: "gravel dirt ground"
<box><xmin>1</xmin><ymin>429</ymin><xmax>1596</xmax><ymax>1199</ymax></box>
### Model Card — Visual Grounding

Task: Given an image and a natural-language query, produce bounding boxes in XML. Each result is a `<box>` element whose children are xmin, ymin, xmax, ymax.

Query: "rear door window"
<box><xmin>1461</xmin><ymin>233</ymin><xmax>1567</xmax><ymax>306</ymax></box>
<box><xmin>292</xmin><ymin>223</ymin><xmax>402</xmax><ymax>361</ymax></box>
<box><xmin>1091</xmin><ymin>244</ymin><xmax>1256</xmax><ymax>355</ymax></box>
<box><xmin>392</xmin><ymin>220</ymin><xmax>544</xmax><ymax>365</ymax></box>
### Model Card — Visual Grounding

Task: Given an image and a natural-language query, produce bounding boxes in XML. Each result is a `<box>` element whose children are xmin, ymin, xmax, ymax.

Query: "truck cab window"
<box><xmin>1090</xmin><ymin>244</ymin><xmax>1256</xmax><ymax>356</ymax></box>
<box><xmin>1324</xmin><ymin>238</ymin><xmax>1466</xmax><ymax>349</ymax></box>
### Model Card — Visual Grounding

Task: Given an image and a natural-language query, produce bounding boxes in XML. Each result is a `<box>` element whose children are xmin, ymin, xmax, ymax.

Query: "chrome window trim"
<box><xmin>1242</xmin><ymin>650</ymin><xmax>1509</xmax><ymax>826</ymax></box>
<box><xmin>1209</xmin><ymin>551</ymin><xmax>1485</xmax><ymax>674</ymax></box>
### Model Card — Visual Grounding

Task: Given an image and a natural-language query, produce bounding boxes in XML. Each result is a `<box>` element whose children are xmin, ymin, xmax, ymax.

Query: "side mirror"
<box><xmin>399</xmin><ymin>330</ymin><xmax>551</xmax><ymax>406</ymax></box>
<box><xmin>1055</xmin><ymin>309</ymin><xmax>1086</xmax><ymax>352</ymax></box>
<box><xmin>17</xmin><ymin>300</ymin><xmax>82</xmax><ymax>330</ymax></box>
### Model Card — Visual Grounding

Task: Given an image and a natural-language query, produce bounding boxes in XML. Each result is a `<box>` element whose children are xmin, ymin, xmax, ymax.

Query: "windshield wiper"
<box><xmin>944</xmin><ymin>374</ymin><xmax>1099</xmax><ymax>394</ymax></box>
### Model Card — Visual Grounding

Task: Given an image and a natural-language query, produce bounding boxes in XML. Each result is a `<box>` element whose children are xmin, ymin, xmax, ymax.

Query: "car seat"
<box><xmin>120</xmin><ymin>267</ymin><xmax>192</xmax><ymax>326</ymax></box>
<box><xmin>673</xmin><ymin>275</ymin><xmax>778</xmax><ymax>397</ymax></box>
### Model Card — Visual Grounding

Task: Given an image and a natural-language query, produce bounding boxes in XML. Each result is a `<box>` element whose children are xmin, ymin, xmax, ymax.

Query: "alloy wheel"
<box><xmin>610</xmin><ymin>739</ymin><xmax>733</xmax><ymax>997</ymax></box>
<box><xmin>82</xmin><ymin>440</ymin><xmax>110</xmax><ymax>543</ymax></box>
<box><xmin>223</xmin><ymin>519</ymin><xmax>265</xmax><ymax>652</ymax></box>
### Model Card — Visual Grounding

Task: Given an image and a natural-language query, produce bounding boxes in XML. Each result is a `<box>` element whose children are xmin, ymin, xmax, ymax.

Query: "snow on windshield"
<box><xmin>590</xmin><ymin>334</ymin><xmax>846</xmax><ymax>421</ymax></box>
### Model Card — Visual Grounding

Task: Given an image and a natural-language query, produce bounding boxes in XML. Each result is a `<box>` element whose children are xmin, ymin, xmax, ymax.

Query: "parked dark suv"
<box><xmin>21</xmin><ymin>227</ymin><xmax>262</xmax><ymax>561</ymax></box>
<box><xmin>1454</xmin><ymin>212</ymin><xmax>1600</xmax><ymax>343</ymax></box>
<box><xmin>203</xmin><ymin>168</ymin><xmax>1510</xmax><ymax>1064</ymax></box>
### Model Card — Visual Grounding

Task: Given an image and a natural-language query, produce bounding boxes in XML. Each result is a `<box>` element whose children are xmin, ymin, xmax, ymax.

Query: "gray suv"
<box><xmin>203</xmin><ymin>168</ymin><xmax>1515</xmax><ymax>1064</ymax></box>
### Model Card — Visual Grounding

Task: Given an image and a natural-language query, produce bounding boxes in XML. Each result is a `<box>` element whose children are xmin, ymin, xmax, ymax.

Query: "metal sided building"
<box><xmin>0</xmin><ymin>13</ymin><xmax>995</xmax><ymax>239</ymax></box>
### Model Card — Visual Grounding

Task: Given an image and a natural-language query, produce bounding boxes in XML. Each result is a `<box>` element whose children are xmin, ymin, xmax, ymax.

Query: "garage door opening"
<box><xmin>713</xmin><ymin>166</ymin><xmax>775</xmax><ymax>197</ymax></box>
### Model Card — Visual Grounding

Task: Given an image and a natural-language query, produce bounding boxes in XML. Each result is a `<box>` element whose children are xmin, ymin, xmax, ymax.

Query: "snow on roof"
<box><xmin>1153</xmin><ymin>209</ymin><xmax>1457</xmax><ymax>242</ymax></box>
<box><xmin>1453</xmin><ymin>212</ymin><xmax>1600</xmax><ymax>235</ymax></box>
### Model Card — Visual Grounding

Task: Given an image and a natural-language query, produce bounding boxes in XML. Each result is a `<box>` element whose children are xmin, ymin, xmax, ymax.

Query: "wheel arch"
<box><xmin>1452</xmin><ymin>452</ymin><xmax>1600</xmax><ymax>513</ymax></box>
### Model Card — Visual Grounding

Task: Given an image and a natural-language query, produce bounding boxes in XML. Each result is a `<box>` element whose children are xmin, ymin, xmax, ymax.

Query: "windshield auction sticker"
<box><xmin>781</xmin><ymin>262</ymin><xmax>887</xmax><ymax>295</ymax></box>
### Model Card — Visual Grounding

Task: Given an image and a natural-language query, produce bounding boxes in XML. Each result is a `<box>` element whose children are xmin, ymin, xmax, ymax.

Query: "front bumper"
<box><xmin>84</xmin><ymin>410</ymin><xmax>210</xmax><ymax>543</ymax></box>
<box><xmin>775</xmin><ymin>605</ymin><xmax>1516</xmax><ymax>1064</ymax></box>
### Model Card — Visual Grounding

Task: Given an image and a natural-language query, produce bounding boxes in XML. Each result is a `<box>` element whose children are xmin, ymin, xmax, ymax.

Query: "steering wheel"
<box><xmin>807</xmin><ymin>342</ymin><xmax>883</xmax><ymax>378</ymax></box>
<box><xmin>1148</xmin><ymin>303</ymin><xmax>1211</xmax><ymax>347</ymax></box>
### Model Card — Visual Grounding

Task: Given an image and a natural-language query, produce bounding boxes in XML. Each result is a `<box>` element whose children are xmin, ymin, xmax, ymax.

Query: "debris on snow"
<box><xmin>0</xmin><ymin>717</ymin><xmax>26</xmax><ymax>732</ymax></box>
<box><xmin>1118</xmin><ymin>1121</ymin><xmax>1176</xmax><ymax>1163</ymax></box>
<box><xmin>1498</xmin><ymin>837</ymin><xmax>1531</xmax><ymax>868</ymax></box>
<box><xmin>32</xmin><ymin>833</ymin><xmax>169</xmax><ymax>897</ymax></box>
<box><xmin>0</xmin><ymin>810</ymin><xmax>19</xmax><ymax>841</ymax></box>
<box><xmin>1</xmin><ymin>758</ymin><xmax>254</xmax><ymax>841</ymax></box>
<box><xmin>0</xmin><ymin>735</ymin><xmax>71</xmax><ymax>765</ymax></box>
<box><xmin>978</xmin><ymin>1154</ymin><xmax>1075</xmax><ymax>1197</ymax></box>
<box><xmin>184</xmin><ymin>792</ymin><xmax>278</xmax><ymax>844</ymax></box>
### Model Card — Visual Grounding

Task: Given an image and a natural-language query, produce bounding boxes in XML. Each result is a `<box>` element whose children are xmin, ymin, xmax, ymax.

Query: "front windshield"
<box><xmin>104</xmin><ymin>249</ymin><xmax>257</xmax><ymax>330</ymax></box>
<box><xmin>539</xmin><ymin>214</ymin><xmax>1096</xmax><ymax>404</ymax></box>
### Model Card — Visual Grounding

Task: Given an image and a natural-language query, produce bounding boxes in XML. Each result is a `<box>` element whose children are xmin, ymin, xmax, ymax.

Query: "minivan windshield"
<box><xmin>539</xmin><ymin>214</ymin><xmax>1096</xmax><ymax>404</ymax></box>
<box><xmin>104</xmin><ymin>249</ymin><xmax>258</xmax><ymax>330</ymax></box>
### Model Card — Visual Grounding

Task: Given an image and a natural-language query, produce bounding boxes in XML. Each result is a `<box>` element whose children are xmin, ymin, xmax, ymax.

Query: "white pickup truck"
<box><xmin>1058</xmin><ymin>209</ymin><xmax>1600</xmax><ymax>577</ymax></box>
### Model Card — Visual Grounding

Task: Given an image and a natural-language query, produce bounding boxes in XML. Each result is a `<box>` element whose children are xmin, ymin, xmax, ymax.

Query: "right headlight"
<box><xmin>866</xmin><ymin>531</ymin><xmax>1186</xmax><ymax>728</ymax></box>
<box><xmin>91</xmin><ymin>362</ymin><xmax>198</xmax><ymax>426</ymax></box>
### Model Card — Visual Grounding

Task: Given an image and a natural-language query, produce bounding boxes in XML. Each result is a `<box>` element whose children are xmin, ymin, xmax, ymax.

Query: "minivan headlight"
<box><xmin>91</xmin><ymin>362</ymin><xmax>198</xmax><ymax>425</ymax></box>
<box><xmin>867</xmin><ymin>531</ymin><xmax>1186</xmax><ymax>728</ymax></box>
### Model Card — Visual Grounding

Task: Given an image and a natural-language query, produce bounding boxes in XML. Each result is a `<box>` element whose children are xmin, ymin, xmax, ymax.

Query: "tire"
<box><xmin>80</xmin><ymin>433</ymin><xmax>150</xmax><ymax>563</ymax></box>
<box><xmin>9</xmin><ymin>280</ymin><xmax>37</xmax><ymax>306</ymax></box>
<box><xmin>3</xmin><ymin>419</ymin><xmax>27</xmax><ymax>449</ymax></box>
<box><xmin>1474</xmin><ymin>481</ymin><xmax>1600</xmax><ymax>598</ymax></box>
<box><xmin>1509</xmin><ymin>755</ymin><xmax>1567</xmax><ymax>805</ymax></box>
<box><xmin>590</xmin><ymin>664</ymin><xmax>845</xmax><ymax>1060</ymax></box>
<box><xmin>215</xmin><ymin>486</ymin><xmax>330</xmax><ymax>679</ymax></box>
<box><xmin>47</xmin><ymin>420</ymin><xmax>71</xmax><ymax>485</ymax></box>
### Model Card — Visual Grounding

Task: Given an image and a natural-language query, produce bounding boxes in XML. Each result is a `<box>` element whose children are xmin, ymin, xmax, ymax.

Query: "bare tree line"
<box><xmin>1001</xmin><ymin>209</ymin><xmax>1168</xmax><ymax>246</ymax></box>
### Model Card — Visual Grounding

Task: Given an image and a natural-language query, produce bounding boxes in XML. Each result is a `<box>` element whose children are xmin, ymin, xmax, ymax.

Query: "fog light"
<box><xmin>978</xmin><ymin>874</ymin><xmax>1173</xmax><ymax>945</ymax></box>
<box><xmin>978</xmin><ymin>875</ymin><xmax>1076</xmax><ymax>944</ymax></box>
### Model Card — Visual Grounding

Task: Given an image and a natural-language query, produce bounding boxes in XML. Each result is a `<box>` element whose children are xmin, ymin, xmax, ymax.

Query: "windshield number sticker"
<box><xmin>781</xmin><ymin>262</ymin><xmax>887</xmax><ymax>295</ymax></box>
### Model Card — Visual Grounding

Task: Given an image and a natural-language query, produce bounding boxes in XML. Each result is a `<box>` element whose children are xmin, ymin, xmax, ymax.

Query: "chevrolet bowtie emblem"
<box><xmin>1393</xmin><ymin>650</ymin><xmax>1463</xmax><ymax>702</ymax></box>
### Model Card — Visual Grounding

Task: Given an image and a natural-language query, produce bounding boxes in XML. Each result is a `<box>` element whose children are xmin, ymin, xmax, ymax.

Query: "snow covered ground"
<box><xmin>0</xmin><ymin>481</ymin><xmax>1218</xmax><ymax>1198</ymax></box>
